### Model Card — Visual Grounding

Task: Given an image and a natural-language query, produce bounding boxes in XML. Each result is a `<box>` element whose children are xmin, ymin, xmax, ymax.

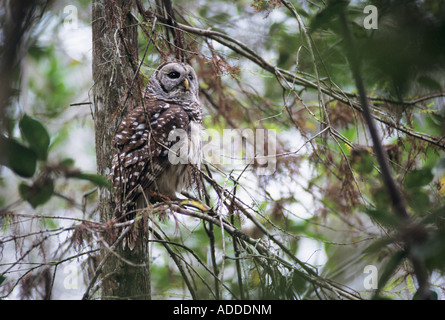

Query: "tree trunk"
<box><xmin>92</xmin><ymin>0</ymin><xmax>151</xmax><ymax>300</ymax></box>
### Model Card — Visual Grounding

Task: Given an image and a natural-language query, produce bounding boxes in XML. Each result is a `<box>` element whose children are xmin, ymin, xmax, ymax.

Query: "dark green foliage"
<box><xmin>309</xmin><ymin>0</ymin><xmax>349</xmax><ymax>33</ymax></box>
<box><xmin>0</xmin><ymin>135</ymin><xmax>37</xmax><ymax>178</ymax></box>
<box><xmin>0</xmin><ymin>112</ymin><xmax>108</xmax><ymax>209</ymax></box>
<box><xmin>19</xmin><ymin>114</ymin><xmax>50</xmax><ymax>161</ymax></box>
<box><xmin>358</xmin><ymin>0</ymin><xmax>445</xmax><ymax>97</ymax></box>
<box><xmin>373</xmin><ymin>250</ymin><xmax>406</xmax><ymax>299</ymax></box>
<box><xmin>19</xmin><ymin>178</ymin><xmax>54</xmax><ymax>209</ymax></box>
<box><xmin>74</xmin><ymin>173</ymin><xmax>111</xmax><ymax>189</ymax></box>
<box><xmin>0</xmin><ymin>114</ymin><xmax>49</xmax><ymax>178</ymax></box>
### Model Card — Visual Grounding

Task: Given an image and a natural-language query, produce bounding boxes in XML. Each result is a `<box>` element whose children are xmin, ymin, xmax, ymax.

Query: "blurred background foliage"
<box><xmin>0</xmin><ymin>0</ymin><xmax>444</xmax><ymax>299</ymax></box>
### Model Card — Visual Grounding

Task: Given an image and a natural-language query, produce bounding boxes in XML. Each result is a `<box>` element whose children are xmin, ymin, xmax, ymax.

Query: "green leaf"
<box><xmin>309</xmin><ymin>0</ymin><xmax>349</xmax><ymax>33</ymax></box>
<box><xmin>363</xmin><ymin>237</ymin><xmax>394</xmax><ymax>255</ymax></box>
<box><xmin>414</xmin><ymin>231</ymin><xmax>445</xmax><ymax>272</ymax></box>
<box><xmin>0</xmin><ymin>136</ymin><xmax>37</xmax><ymax>178</ymax></box>
<box><xmin>76</xmin><ymin>173</ymin><xmax>111</xmax><ymax>189</ymax></box>
<box><xmin>421</xmin><ymin>204</ymin><xmax>445</xmax><ymax>225</ymax></box>
<box><xmin>0</xmin><ymin>275</ymin><xmax>5</xmax><ymax>286</ymax></box>
<box><xmin>404</xmin><ymin>168</ymin><xmax>434</xmax><ymax>189</ymax></box>
<box><xmin>373</xmin><ymin>250</ymin><xmax>406</xmax><ymax>299</ymax></box>
<box><xmin>417</xmin><ymin>76</ymin><xmax>442</xmax><ymax>92</ymax></box>
<box><xmin>292</xmin><ymin>271</ymin><xmax>308</xmax><ymax>295</ymax></box>
<box><xmin>60</xmin><ymin>158</ymin><xmax>75</xmax><ymax>168</ymax></box>
<box><xmin>406</xmin><ymin>189</ymin><xmax>430</xmax><ymax>215</ymax></box>
<box><xmin>19</xmin><ymin>114</ymin><xmax>50</xmax><ymax>161</ymax></box>
<box><xmin>19</xmin><ymin>178</ymin><xmax>54</xmax><ymax>208</ymax></box>
<box><xmin>351</xmin><ymin>149</ymin><xmax>375</xmax><ymax>174</ymax></box>
<box><xmin>372</xmin><ymin>187</ymin><xmax>391</xmax><ymax>209</ymax></box>
<box><xmin>365</xmin><ymin>208</ymin><xmax>401</xmax><ymax>228</ymax></box>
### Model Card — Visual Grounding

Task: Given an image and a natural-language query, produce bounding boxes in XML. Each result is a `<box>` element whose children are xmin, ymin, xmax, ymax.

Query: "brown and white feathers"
<box><xmin>110</xmin><ymin>62</ymin><xmax>202</xmax><ymax>222</ymax></box>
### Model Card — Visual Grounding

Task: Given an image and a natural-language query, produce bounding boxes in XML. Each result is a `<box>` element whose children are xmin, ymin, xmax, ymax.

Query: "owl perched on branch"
<box><xmin>110</xmin><ymin>62</ymin><xmax>203</xmax><ymax>222</ymax></box>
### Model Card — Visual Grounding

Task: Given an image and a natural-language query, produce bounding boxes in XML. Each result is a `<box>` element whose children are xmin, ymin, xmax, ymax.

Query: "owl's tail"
<box><xmin>113</xmin><ymin>200</ymin><xmax>139</xmax><ymax>250</ymax></box>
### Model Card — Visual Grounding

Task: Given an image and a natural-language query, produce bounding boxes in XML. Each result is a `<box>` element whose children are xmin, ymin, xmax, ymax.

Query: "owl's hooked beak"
<box><xmin>183</xmin><ymin>78</ymin><xmax>190</xmax><ymax>91</ymax></box>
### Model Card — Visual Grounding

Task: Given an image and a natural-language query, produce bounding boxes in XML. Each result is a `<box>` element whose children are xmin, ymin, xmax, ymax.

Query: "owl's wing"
<box><xmin>110</xmin><ymin>101</ymin><xmax>190</xmax><ymax>218</ymax></box>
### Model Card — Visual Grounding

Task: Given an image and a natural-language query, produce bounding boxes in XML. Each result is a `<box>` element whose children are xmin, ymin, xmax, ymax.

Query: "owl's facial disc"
<box><xmin>149</xmin><ymin>62</ymin><xmax>199</xmax><ymax>102</ymax></box>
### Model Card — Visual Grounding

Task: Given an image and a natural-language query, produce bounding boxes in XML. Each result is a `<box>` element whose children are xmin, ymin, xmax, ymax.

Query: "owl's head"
<box><xmin>146</xmin><ymin>62</ymin><xmax>199</xmax><ymax>103</ymax></box>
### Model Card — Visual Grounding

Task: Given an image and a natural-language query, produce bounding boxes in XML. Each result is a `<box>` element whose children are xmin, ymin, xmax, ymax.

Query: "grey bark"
<box><xmin>92</xmin><ymin>0</ymin><xmax>151</xmax><ymax>300</ymax></box>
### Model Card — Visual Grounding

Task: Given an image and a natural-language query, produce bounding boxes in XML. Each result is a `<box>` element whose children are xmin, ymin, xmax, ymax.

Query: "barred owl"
<box><xmin>110</xmin><ymin>62</ymin><xmax>202</xmax><ymax>222</ymax></box>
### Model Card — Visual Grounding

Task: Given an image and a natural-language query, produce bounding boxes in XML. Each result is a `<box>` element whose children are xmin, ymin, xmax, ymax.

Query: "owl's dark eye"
<box><xmin>168</xmin><ymin>71</ymin><xmax>181</xmax><ymax>79</ymax></box>
<box><xmin>187</xmin><ymin>74</ymin><xmax>193</xmax><ymax>81</ymax></box>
